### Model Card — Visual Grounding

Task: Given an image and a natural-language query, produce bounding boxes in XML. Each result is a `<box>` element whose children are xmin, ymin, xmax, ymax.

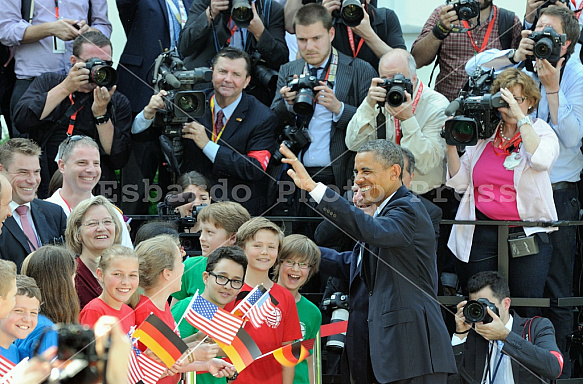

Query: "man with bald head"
<box><xmin>346</xmin><ymin>48</ymin><xmax>449</xmax><ymax>198</ymax></box>
<box><xmin>0</xmin><ymin>174</ymin><xmax>12</xmax><ymax>235</ymax></box>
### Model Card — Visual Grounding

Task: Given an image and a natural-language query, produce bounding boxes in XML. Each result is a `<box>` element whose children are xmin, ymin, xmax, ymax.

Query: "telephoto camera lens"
<box><xmin>451</xmin><ymin>120</ymin><xmax>475</xmax><ymax>144</ymax></box>
<box><xmin>85</xmin><ymin>58</ymin><xmax>118</xmax><ymax>88</ymax></box>
<box><xmin>341</xmin><ymin>0</ymin><xmax>364</xmax><ymax>27</ymax></box>
<box><xmin>387</xmin><ymin>86</ymin><xmax>406</xmax><ymax>107</ymax></box>
<box><xmin>533</xmin><ymin>38</ymin><xmax>554</xmax><ymax>60</ymax></box>
<box><xmin>231</xmin><ymin>0</ymin><xmax>253</xmax><ymax>27</ymax></box>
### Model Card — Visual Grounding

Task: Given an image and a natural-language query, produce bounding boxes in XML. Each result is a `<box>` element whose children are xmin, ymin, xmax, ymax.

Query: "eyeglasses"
<box><xmin>514</xmin><ymin>96</ymin><xmax>526</xmax><ymax>104</ymax></box>
<box><xmin>281</xmin><ymin>260</ymin><xmax>311</xmax><ymax>270</ymax></box>
<box><xmin>208</xmin><ymin>271</ymin><xmax>244</xmax><ymax>289</ymax></box>
<box><xmin>57</xmin><ymin>135</ymin><xmax>90</xmax><ymax>160</ymax></box>
<box><xmin>83</xmin><ymin>219</ymin><xmax>115</xmax><ymax>228</ymax></box>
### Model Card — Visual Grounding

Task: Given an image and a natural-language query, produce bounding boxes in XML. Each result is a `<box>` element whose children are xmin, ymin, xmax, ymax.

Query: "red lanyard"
<box><xmin>462</xmin><ymin>6</ymin><xmax>497</xmax><ymax>53</ymax></box>
<box><xmin>394</xmin><ymin>82</ymin><xmax>423</xmax><ymax>145</ymax></box>
<box><xmin>67</xmin><ymin>94</ymin><xmax>85</xmax><ymax>135</ymax></box>
<box><xmin>346</xmin><ymin>27</ymin><xmax>364</xmax><ymax>58</ymax></box>
<box><xmin>495</xmin><ymin>124</ymin><xmax>522</xmax><ymax>155</ymax></box>
<box><xmin>54</xmin><ymin>0</ymin><xmax>60</xmax><ymax>18</ymax></box>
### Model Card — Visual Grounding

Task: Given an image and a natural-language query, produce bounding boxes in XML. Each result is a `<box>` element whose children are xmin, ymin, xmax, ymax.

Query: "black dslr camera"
<box><xmin>379</xmin><ymin>73</ymin><xmax>413</xmax><ymax>108</ymax></box>
<box><xmin>540</xmin><ymin>0</ymin><xmax>568</xmax><ymax>8</ymax></box>
<box><xmin>463</xmin><ymin>298</ymin><xmax>499</xmax><ymax>324</ymax></box>
<box><xmin>337</xmin><ymin>0</ymin><xmax>364</xmax><ymax>27</ymax></box>
<box><xmin>288</xmin><ymin>74</ymin><xmax>321</xmax><ymax>115</ymax></box>
<box><xmin>272</xmin><ymin>124</ymin><xmax>311</xmax><ymax>162</ymax></box>
<box><xmin>447</xmin><ymin>0</ymin><xmax>480</xmax><ymax>21</ymax></box>
<box><xmin>529</xmin><ymin>26</ymin><xmax>566</xmax><ymax>64</ymax></box>
<box><xmin>442</xmin><ymin>68</ymin><xmax>507</xmax><ymax>146</ymax></box>
<box><xmin>85</xmin><ymin>58</ymin><xmax>117</xmax><ymax>88</ymax></box>
<box><xmin>231</xmin><ymin>0</ymin><xmax>253</xmax><ymax>27</ymax></box>
<box><xmin>321</xmin><ymin>292</ymin><xmax>349</xmax><ymax>354</ymax></box>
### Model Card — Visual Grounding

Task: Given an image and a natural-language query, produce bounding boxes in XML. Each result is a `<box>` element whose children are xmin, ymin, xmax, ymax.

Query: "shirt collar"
<box><xmin>10</xmin><ymin>201</ymin><xmax>31</xmax><ymax>214</ymax></box>
<box><xmin>374</xmin><ymin>190</ymin><xmax>397</xmax><ymax>217</ymax></box>
<box><xmin>214</xmin><ymin>92</ymin><xmax>243</xmax><ymax>122</ymax></box>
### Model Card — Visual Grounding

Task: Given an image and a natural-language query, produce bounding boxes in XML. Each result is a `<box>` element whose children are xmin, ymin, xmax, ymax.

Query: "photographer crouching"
<box><xmin>451</xmin><ymin>271</ymin><xmax>563</xmax><ymax>383</ymax></box>
<box><xmin>446</xmin><ymin>68</ymin><xmax>559</xmax><ymax>318</ymax></box>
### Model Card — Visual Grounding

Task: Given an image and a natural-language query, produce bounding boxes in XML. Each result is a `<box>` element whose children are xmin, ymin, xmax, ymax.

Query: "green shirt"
<box><xmin>294</xmin><ymin>296</ymin><xmax>322</xmax><ymax>384</ymax></box>
<box><xmin>172</xmin><ymin>256</ymin><xmax>208</xmax><ymax>301</ymax></box>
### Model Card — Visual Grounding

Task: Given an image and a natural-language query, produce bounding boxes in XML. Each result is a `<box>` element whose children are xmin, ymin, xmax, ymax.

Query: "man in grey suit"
<box><xmin>0</xmin><ymin>139</ymin><xmax>67</xmax><ymax>270</ymax></box>
<box><xmin>270</xmin><ymin>3</ymin><xmax>376</xmax><ymax>218</ymax></box>
<box><xmin>280</xmin><ymin>139</ymin><xmax>457</xmax><ymax>383</ymax></box>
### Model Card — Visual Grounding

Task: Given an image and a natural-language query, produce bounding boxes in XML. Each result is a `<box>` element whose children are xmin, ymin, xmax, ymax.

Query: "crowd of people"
<box><xmin>0</xmin><ymin>0</ymin><xmax>582</xmax><ymax>382</ymax></box>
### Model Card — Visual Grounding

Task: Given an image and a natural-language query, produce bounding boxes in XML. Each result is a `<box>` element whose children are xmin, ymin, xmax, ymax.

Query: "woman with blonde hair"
<box><xmin>66</xmin><ymin>196</ymin><xmax>122</xmax><ymax>309</ymax></box>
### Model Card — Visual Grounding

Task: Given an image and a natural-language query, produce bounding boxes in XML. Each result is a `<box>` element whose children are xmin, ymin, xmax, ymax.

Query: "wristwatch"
<box><xmin>507</xmin><ymin>49</ymin><xmax>518</xmax><ymax>65</ymax></box>
<box><xmin>517</xmin><ymin>115</ymin><xmax>532</xmax><ymax>128</ymax></box>
<box><xmin>94</xmin><ymin>114</ymin><xmax>109</xmax><ymax>125</ymax></box>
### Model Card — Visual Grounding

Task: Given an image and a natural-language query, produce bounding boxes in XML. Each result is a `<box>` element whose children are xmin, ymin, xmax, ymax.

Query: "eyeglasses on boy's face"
<box><xmin>208</xmin><ymin>271</ymin><xmax>244</xmax><ymax>289</ymax></box>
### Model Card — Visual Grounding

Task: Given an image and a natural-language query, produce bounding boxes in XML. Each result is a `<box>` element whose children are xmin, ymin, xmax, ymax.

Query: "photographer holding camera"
<box><xmin>270</xmin><ymin>3</ymin><xmax>375</xmax><ymax>222</ymax></box>
<box><xmin>451</xmin><ymin>271</ymin><xmax>563</xmax><ymax>383</ymax></box>
<box><xmin>411</xmin><ymin>0</ymin><xmax>522</xmax><ymax>102</ymax></box>
<box><xmin>446</xmin><ymin>68</ymin><xmax>559</xmax><ymax>316</ymax></box>
<box><xmin>464</xmin><ymin>6</ymin><xmax>583</xmax><ymax>376</ymax></box>
<box><xmin>12</xmin><ymin>32</ymin><xmax>132</xmax><ymax>199</ymax></box>
<box><xmin>346</xmin><ymin>49</ymin><xmax>449</xmax><ymax>196</ymax></box>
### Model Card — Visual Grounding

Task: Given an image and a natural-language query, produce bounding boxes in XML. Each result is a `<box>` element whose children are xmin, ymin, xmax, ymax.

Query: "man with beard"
<box><xmin>411</xmin><ymin>0</ymin><xmax>523</xmax><ymax>102</ymax></box>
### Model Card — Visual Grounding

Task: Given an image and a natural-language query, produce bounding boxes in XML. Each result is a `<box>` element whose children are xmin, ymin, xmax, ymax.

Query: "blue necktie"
<box><xmin>492</xmin><ymin>341</ymin><xmax>507</xmax><ymax>384</ymax></box>
<box><xmin>170</xmin><ymin>0</ymin><xmax>182</xmax><ymax>49</ymax></box>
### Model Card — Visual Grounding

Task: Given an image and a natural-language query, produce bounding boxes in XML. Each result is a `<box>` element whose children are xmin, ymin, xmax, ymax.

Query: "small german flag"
<box><xmin>272</xmin><ymin>340</ymin><xmax>310</xmax><ymax>367</ymax></box>
<box><xmin>133</xmin><ymin>314</ymin><xmax>188</xmax><ymax>368</ymax></box>
<box><xmin>216</xmin><ymin>328</ymin><xmax>262</xmax><ymax>373</ymax></box>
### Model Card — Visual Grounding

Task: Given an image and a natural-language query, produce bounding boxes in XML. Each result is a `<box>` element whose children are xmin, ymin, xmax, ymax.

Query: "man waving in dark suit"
<box><xmin>181</xmin><ymin>47</ymin><xmax>277</xmax><ymax>215</ymax></box>
<box><xmin>280</xmin><ymin>139</ymin><xmax>457</xmax><ymax>383</ymax></box>
<box><xmin>0</xmin><ymin>139</ymin><xmax>67</xmax><ymax>270</ymax></box>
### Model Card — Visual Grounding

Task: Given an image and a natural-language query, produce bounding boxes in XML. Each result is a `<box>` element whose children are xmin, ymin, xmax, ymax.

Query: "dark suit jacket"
<box><xmin>318</xmin><ymin>185</ymin><xmax>457</xmax><ymax>383</ymax></box>
<box><xmin>449</xmin><ymin>311</ymin><xmax>563</xmax><ymax>383</ymax></box>
<box><xmin>270</xmin><ymin>51</ymin><xmax>376</xmax><ymax>191</ymax></box>
<box><xmin>179</xmin><ymin>0</ymin><xmax>287</xmax><ymax>70</ymax></box>
<box><xmin>181</xmin><ymin>91</ymin><xmax>277</xmax><ymax>215</ymax></box>
<box><xmin>0</xmin><ymin>199</ymin><xmax>67</xmax><ymax>271</ymax></box>
<box><xmin>116</xmin><ymin>0</ymin><xmax>195</xmax><ymax>114</ymax></box>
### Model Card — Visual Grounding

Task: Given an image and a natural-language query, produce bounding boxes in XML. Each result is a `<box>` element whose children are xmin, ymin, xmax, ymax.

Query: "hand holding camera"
<box><xmin>182</xmin><ymin>120</ymin><xmax>210</xmax><ymax>149</ymax></box>
<box><xmin>437</xmin><ymin>3</ymin><xmax>458</xmax><ymax>33</ymax></box>
<box><xmin>458</xmin><ymin>298</ymin><xmax>510</xmax><ymax>341</ymax></box>
<box><xmin>209</xmin><ymin>0</ymin><xmax>230</xmax><ymax>19</ymax></box>
<box><xmin>63</xmin><ymin>62</ymin><xmax>90</xmax><ymax>93</ymax></box>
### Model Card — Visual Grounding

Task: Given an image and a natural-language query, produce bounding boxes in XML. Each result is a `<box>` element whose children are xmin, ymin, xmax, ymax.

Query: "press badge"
<box><xmin>53</xmin><ymin>37</ymin><xmax>66</xmax><ymax>53</ymax></box>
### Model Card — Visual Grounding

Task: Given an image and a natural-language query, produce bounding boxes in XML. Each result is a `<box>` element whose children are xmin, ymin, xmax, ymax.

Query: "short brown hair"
<box><xmin>292</xmin><ymin>3</ymin><xmax>333</xmax><ymax>32</ymax></box>
<box><xmin>491</xmin><ymin>68</ymin><xmax>541</xmax><ymax>111</ymax></box>
<box><xmin>235</xmin><ymin>217</ymin><xmax>284</xmax><ymax>251</ymax></box>
<box><xmin>135</xmin><ymin>235</ymin><xmax>180</xmax><ymax>290</ymax></box>
<box><xmin>0</xmin><ymin>260</ymin><xmax>16</xmax><ymax>299</ymax></box>
<box><xmin>65</xmin><ymin>196</ymin><xmax>123</xmax><ymax>255</ymax></box>
<box><xmin>72</xmin><ymin>31</ymin><xmax>112</xmax><ymax>57</ymax></box>
<box><xmin>272</xmin><ymin>234</ymin><xmax>320</xmax><ymax>282</ymax></box>
<box><xmin>0</xmin><ymin>138</ymin><xmax>42</xmax><ymax>169</ymax></box>
<box><xmin>21</xmin><ymin>245</ymin><xmax>79</xmax><ymax>324</ymax></box>
<box><xmin>16</xmin><ymin>275</ymin><xmax>41</xmax><ymax>304</ymax></box>
<box><xmin>198</xmin><ymin>202</ymin><xmax>250</xmax><ymax>235</ymax></box>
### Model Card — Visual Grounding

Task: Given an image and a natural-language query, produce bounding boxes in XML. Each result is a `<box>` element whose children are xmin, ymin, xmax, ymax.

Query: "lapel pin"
<box><xmin>236</xmin><ymin>118</ymin><xmax>242</xmax><ymax>122</ymax></box>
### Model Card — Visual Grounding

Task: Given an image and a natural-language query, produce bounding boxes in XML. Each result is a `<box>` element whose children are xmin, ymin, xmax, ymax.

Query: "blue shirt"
<box><xmin>15</xmin><ymin>314</ymin><xmax>58</xmax><ymax>360</ymax></box>
<box><xmin>465</xmin><ymin>49</ymin><xmax>583</xmax><ymax>183</ymax></box>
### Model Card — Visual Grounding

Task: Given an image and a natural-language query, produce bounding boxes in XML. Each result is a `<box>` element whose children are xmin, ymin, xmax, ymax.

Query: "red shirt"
<box><xmin>224</xmin><ymin>283</ymin><xmax>302</xmax><ymax>384</ymax></box>
<box><xmin>79</xmin><ymin>297</ymin><xmax>136</xmax><ymax>334</ymax></box>
<box><xmin>134</xmin><ymin>295</ymin><xmax>181</xmax><ymax>384</ymax></box>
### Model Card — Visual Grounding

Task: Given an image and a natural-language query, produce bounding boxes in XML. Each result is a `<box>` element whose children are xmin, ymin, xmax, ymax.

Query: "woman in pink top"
<box><xmin>446</xmin><ymin>68</ymin><xmax>559</xmax><ymax>315</ymax></box>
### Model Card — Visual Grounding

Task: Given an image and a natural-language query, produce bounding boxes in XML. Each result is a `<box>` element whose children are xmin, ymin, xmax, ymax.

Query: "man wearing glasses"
<box><xmin>12</xmin><ymin>31</ymin><xmax>131</xmax><ymax>199</ymax></box>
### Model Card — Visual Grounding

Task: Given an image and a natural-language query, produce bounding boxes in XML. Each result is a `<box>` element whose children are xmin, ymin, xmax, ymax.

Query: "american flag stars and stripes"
<box><xmin>0</xmin><ymin>355</ymin><xmax>15</xmax><ymax>384</ymax></box>
<box><xmin>185</xmin><ymin>294</ymin><xmax>244</xmax><ymax>345</ymax></box>
<box><xmin>231</xmin><ymin>284</ymin><xmax>267</xmax><ymax>317</ymax></box>
<box><xmin>245</xmin><ymin>291</ymin><xmax>277</xmax><ymax>328</ymax></box>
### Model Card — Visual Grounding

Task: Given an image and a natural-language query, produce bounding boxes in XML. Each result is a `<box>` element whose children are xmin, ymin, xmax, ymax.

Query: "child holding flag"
<box><xmin>273</xmin><ymin>234</ymin><xmax>322</xmax><ymax>384</ymax></box>
<box><xmin>225</xmin><ymin>217</ymin><xmax>302</xmax><ymax>384</ymax></box>
<box><xmin>80</xmin><ymin>245</ymin><xmax>139</xmax><ymax>333</ymax></box>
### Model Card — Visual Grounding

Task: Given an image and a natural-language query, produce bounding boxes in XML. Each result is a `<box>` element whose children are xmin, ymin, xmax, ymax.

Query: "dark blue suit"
<box><xmin>0</xmin><ymin>199</ymin><xmax>67</xmax><ymax>271</ymax></box>
<box><xmin>318</xmin><ymin>185</ymin><xmax>456</xmax><ymax>383</ymax></box>
<box><xmin>181</xmin><ymin>91</ymin><xmax>276</xmax><ymax>215</ymax></box>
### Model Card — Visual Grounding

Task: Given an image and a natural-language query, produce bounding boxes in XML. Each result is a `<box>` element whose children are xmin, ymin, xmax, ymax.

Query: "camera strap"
<box><xmin>392</xmin><ymin>81</ymin><xmax>423</xmax><ymax>144</ymax></box>
<box><xmin>571</xmin><ymin>0</ymin><xmax>583</xmax><ymax>18</ymax></box>
<box><xmin>346</xmin><ymin>28</ymin><xmax>365</xmax><ymax>58</ymax></box>
<box><xmin>66</xmin><ymin>93</ymin><xmax>89</xmax><ymax>135</ymax></box>
<box><xmin>461</xmin><ymin>6</ymin><xmax>497</xmax><ymax>53</ymax></box>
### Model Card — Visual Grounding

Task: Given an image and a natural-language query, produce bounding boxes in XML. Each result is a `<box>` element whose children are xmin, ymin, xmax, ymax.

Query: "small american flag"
<box><xmin>245</xmin><ymin>291</ymin><xmax>276</xmax><ymax>328</ymax></box>
<box><xmin>127</xmin><ymin>348</ymin><xmax>143</xmax><ymax>384</ymax></box>
<box><xmin>138</xmin><ymin>353</ymin><xmax>166</xmax><ymax>384</ymax></box>
<box><xmin>185</xmin><ymin>294</ymin><xmax>243</xmax><ymax>345</ymax></box>
<box><xmin>0</xmin><ymin>355</ymin><xmax>16</xmax><ymax>384</ymax></box>
<box><xmin>231</xmin><ymin>284</ymin><xmax>267</xmax><ymax>317</ymax></box>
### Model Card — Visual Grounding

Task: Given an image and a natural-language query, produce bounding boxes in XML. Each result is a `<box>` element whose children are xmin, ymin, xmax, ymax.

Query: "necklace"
<box><xmin>499</xmin><ymin>122</ymin><xmax>517</xmax><ymax>141</ymax></box>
